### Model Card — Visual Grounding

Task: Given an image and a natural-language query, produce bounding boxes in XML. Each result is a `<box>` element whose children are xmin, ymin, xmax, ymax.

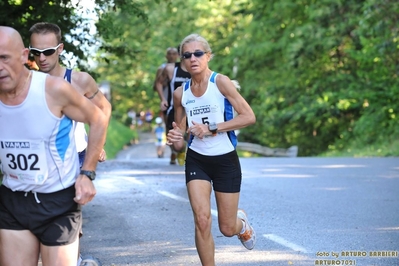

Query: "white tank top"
<box><xmin>74</xmin><ymin>122</ymin><xmax>88</xmax><ymax>153</ymax></box>
<box><xmin>63</xmin><ymin>69</ymin><xmax>87</xmax><ymax>153</ymax></box>
<box><xmin>0</xmin><ymin>71</ymin><xmax>79</xmax><ymax>193</ymax></box>
<box><xmin>181</xmin><ymin>72</ymin><xmax>237</xmax><ymax>156</ymax></box>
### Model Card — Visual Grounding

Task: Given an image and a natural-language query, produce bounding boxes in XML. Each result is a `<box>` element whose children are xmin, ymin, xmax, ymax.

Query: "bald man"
<box><xmin>153</xmin><ymin>47</ymin><xmax>179</xmax><ymax>122</ymax></box>
<box><xmin>153</xmin><ymin>47</ymin><xmax>179</xmax><ymax>93</ymax></box>
<box><xmin>0</xmin><ymin>26</ymin><xmax>108</xmax><ymax>266</ymax></box>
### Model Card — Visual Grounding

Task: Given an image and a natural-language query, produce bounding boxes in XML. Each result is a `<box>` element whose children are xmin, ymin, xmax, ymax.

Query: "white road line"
<box><xmin>97</xmin><ymin>175</ymin><xmax>145</xmax><ymax>185</ymax></box>
<box><xmin>157</xmin><ymin>191</ymin><xmax>219</xmax><ymax>217</ymax></box>
<box><xmin>157</xmin><ymin>191</ymin><xmax>189</xmax><ymax>202</ymax></box>
<box><xmin>159</xmin><ymin>191</ymin><xmax>309</xmax><ymax>254</ymax></box>
<box><xmin>263</xmin><ymin>234</ymin><xmax>308</xmax><ymax>253</ymax></box>
<box><xmin>211</xmin><ymin>209</ymin><xmax>218</xmax><ymax>217</ymax></box>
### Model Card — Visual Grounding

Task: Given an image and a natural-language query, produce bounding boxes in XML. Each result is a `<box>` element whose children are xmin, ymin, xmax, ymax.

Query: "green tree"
<box><xmin>230</xmin><ymin>0</ymin><xmax>398</xmax><ymax>155</ymax></box>
<box><xmin>3</xmin><ymin>0</ymin><xmax>397</xmax><ymax>156</ymax></box>
<box><xmin>94</xmin><ymin>0</ymin><xmax>247</xmax><ymax>125</ymax></box>
<box><xmin>0</xmin><ymin>0</ymin><xmax>146</xmax><ymax>71</ymax></box>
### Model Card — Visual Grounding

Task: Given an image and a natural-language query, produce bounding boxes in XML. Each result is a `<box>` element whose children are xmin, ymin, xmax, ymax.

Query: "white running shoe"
<box><xmin>237</xmin><ymin>209</ymin><xmax>256</xmax><ymax>250</ymax></box>
<box><xmin>77</xmin><ymin>254</ymin><xmax>83</xmax><ymax>266</ymax></box>
<box><xmin>80</xmin><ymin>255</ymin><xmax>101</xmax><ymax>266</ymax></box>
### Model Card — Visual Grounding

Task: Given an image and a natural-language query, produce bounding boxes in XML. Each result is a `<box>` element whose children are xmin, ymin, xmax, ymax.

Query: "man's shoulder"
<box><xmin>32</xmin><ymin>70</ymin><xmax>48</xmax><ymax>78</ymax></box>
<box><xmin>70</xmin><ymin>70</ymin><xmax>94</xmax><ymax>86</ymax></box>
<box><xmin>44</xmin><ymin>73</ymin><xmax>71</xmax><ymax>97</ymax></box>
<box><xmin>70</xmin><ymin>69</ymin><xmax>89</xmax><ymax>78</ymax></box>
<box><xmin>164</xmin><ymin>62</ymin><xmax>176</xmax><ymax>73</ymax></box>
<box><xmin>42</xmin><ymin>71</ymin><xmax>65</xmax><ymax>83</ymax></box>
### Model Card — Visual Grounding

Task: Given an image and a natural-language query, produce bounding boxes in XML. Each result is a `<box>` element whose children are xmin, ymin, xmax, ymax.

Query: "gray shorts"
<box><xmin>0</xmin><ymin>185</ymin><xmax>82</xmax><ymax>246</ymax></box>
<box><xmin>185</xmin><ymin>148</ymin><xmax>242</xmax><ymax>193</ymax></box>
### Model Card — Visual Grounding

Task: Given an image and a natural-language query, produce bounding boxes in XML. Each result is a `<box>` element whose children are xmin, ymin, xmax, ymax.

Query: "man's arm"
<box><xmin>72</xmin><ymin>71</ymin><xmax>112</xmax><ymax>122</ymax></box>
<box><xmin>153</xmin><ymin>66</ymin><xmax>164</xmax><ymax>91</ymax></box>
<box><xmin>72</xmin><ymin>71</ymin><xmax>111</xmax><ymax>162</ymax></box>
<box><xmin>155</xmin><ymin>63</ymin><xmax>172</xmax><ymax>111</ymax></box>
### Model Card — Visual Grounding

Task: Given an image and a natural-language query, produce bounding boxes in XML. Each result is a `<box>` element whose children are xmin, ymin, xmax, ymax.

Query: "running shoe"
<box><xmin>80</xmin><ymin>255</ymin><xmax>102</xmax><ymax>266</ymax></box>
<box><xmin>177</xmin><ymin>151</ymin><xmax>186</xmax><ymax>166</ymax></box>
<box><xmin>237</xmin><ymin>209</ymin><xmax>256</xmax><ymax>250</ymax></box>
<box><xmin>77</xmin><ymin>253</ymin><xmax>83</xmax><ymax>265</ymax></box>
<box><xmin>170</xmin><ymin>152</ymin><xmax>177</xmax><ymax>165</ymax></box>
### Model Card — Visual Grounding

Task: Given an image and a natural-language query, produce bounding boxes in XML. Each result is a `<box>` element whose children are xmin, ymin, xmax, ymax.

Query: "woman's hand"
<box><xmin>166</xmin><ymin>121</ymin><xmax>184</xmax><ymax>146</ymax></box>
<box><xmin>188</xmin><ymin>121</ymin><xmax>210</xmax><ymax>139</ymax></box>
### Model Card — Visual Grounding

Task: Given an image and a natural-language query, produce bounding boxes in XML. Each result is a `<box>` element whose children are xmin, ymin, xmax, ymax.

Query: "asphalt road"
<box><xmin>80</xmin><ymin>132</ymin><xmax>399</xmax><ymax>266</ymax></box>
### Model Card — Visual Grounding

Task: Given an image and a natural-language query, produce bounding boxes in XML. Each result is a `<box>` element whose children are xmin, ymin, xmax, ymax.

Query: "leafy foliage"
<box><xmin>229</xmin><ymin>0</ymin><xmax>398</xmax><ymax>155</ymax></box>
<box><xmin>3</xmin><ymin>0</ymin><xmax>398</xmax><ymax>156</ymax></box>
<box><xmin>1</xmin><ymin>0</ymin><xmax>93</xmax><ymax>68</ymax></box>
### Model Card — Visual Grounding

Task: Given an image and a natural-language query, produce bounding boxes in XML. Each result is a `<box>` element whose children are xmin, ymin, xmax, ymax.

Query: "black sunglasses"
<box><xmin>181</xmin><ymin>51</ymin><xmax>207</xmax><ymax>59</ymax></box>
<box><xmin>29</xmin><ymin>44</ymin><xmax>61</xmax><ymax>56</ymax></box>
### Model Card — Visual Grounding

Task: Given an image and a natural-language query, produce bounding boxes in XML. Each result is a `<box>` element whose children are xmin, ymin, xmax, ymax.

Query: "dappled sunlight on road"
<box><xmin>83</xmin><ymin>242</ymin><xmax>200</xmax><ymax>265</ymax></box>
<box><xmin>215</xmin><ymin>246</ymin><xmax>312</xmax><ymax>265</ymax></box>
<box><xmin>259</xmin><ymin>173</ymin><xmax>315</xmax><ymax>178</ymax></box>
<box><xmin>87</xmin><ymin>243</ymin><xmax>313</xmax><ymax>265</ymax></box>
<box><xmin>377</xmin><ymin>173</ymin><xmax>399</xmax><ymax>179</ymax></box>
<box><xmin>314</xmin><ymin>187</ymin><xmax>347</xmax><ymax>191</ymax></box>
<box><xmin>376</xmin><ymin>227</ymin><xmax>399</xmax><ymax>232</ymax></box>
<box><xmin>79</xmin><ymin>232</ymin><xmax>316</xmax><ymax>266</ymax></box>
<box><xmin>83</xmin><ymin>151</ymin><xmax>399</xmax><ymax>265</ymax></box>
<box><xmin>99</xmin><ymin>169</ymin><xmax>184</xmax><ymax>176</ymax></box>
<box><xmin>260</xmin><ymin>164</ymin><xmax>367</xmax><ymax>169</ymax></box>
<box><xmin>94</xmin><ymin>176</ymin><xmax>145</xmax><ymax>193</ymax></box>
<box><xmin>262</xmin><ymin>168</ymin><xmax>284</xmax><ymax>172</ymax></box>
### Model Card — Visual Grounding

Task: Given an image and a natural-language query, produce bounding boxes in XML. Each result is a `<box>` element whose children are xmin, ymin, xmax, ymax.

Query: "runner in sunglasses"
<box><xmin>28</xmin><ymin>22</ymin><xmax>111</xmax><ymax>266</ymax></box>
<box><xmin>166</xmin><ymin>33</ymin><xmax>257</xmax><ymax>265</ymax></box>
<box><xmin>29</xmin><ymin>43</ymin><xmax>62</xmax><ymax>57</ymax></box>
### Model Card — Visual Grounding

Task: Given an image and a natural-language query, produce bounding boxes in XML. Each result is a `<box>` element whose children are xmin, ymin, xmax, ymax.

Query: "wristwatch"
<box><xmin>80</xmin><ymin>170</ymin><xmax>96</xmax><ymax>181</ymax></box>
<box><xmin>208</xmin><ymin>122</ymin><xmax>218</xmax><ymax>136</ymax></box>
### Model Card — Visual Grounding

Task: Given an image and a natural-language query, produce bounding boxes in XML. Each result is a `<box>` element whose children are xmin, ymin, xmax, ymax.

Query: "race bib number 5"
<box><xmin>0</xmin><ymin>140</ymin><xmax>48</xmax><ymax>185</ymax></box>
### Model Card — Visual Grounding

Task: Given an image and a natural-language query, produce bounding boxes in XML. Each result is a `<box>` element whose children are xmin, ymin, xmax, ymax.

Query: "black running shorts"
<box><xmin>185</xmin><ymin>148</ymin><xmax>242</xmax><ymax>193</ymax></box>
<box><xmin>166</xmin><ymin>109</ymin><xmax>175</xmax><ymax>131</ymax></box>
<box><xmin>0</xmin><ymin>185</ymin><xmax>82</xmax><ymax>246</ymax></box>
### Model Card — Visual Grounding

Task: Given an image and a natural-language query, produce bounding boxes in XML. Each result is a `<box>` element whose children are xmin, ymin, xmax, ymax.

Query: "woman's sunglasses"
<box><xmin>181</xmin><ymin>51</ymin><xmax>207</xmax><ymax>59</ymax></box>
<box><xmin>29</xmin><ymin>44</ymin><xmax>61</xmax><ymax>56</ymax></box>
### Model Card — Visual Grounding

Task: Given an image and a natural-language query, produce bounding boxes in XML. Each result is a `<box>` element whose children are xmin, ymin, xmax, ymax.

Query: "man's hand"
<box><xmin>74</xmin><ymin>175</ymin><xmax>96</xmax><ymax>205</ymax></box>
<box><xmin>98</xmin><ymin>149</ymin><xmax>106</xmax><ymax>162</ymax></box>
<box><xmin>160</xmin><ymin>100</ymin><xmax>168</xmax><ymax>111</ymax></box>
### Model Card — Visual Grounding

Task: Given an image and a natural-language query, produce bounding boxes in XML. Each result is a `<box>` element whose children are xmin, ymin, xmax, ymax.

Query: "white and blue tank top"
<box><xmin>0</xmin><ymin>71</ymin><xmax>79</xmax><ymax>193</ymax></box>
<box><xmin>181</xmin><ymin>72</ymin><xmax>237</xmax><ymax>156</ymax></box>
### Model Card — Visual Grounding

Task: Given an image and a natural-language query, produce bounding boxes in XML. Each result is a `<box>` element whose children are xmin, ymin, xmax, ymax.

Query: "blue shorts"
<box><xmin>78</xmin><ymin>149</ymin><xmax>86</xmax><ymax>168</ymax></box>
<box><xmin>0</xmin><ymin>185</ymin><xmax>82</xmax><ymax>246</ymax></box>
<box><xmin>185</xmin><ymin>148</ymin><xmax>242</xmax><ymax>193</ymax></box>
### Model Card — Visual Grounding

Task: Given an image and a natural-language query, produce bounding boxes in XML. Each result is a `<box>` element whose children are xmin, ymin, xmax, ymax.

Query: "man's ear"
<box><xmin>21</xmin><ymin>48</ymin><xmax>30</xmax><ymax>64</ymax></box>
<box><xmin>58</xmin><ymin>43</ymin><xmax>65</xmax><ymax>54</ymax></box>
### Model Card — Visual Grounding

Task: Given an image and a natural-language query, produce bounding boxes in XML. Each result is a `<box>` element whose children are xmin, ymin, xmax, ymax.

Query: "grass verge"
<box><xmin>320</xmin><ymin>138</ymin><xmax>399</xmax><ymax>157</ymax></box>
<box><xmin>104</xmin><ymin>119</ymin><xmax>138</xmax><ymax>159</ymax></box>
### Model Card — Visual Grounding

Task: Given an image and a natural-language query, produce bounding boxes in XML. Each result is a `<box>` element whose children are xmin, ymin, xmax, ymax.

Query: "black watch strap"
<box><xmin>208</xmin><ymin>122</ymin><xmax>218</xmax><ymax>136</ymax></box>
<box><xmin>80</xmin><ymin>170</ymin><xmax>96</xmax><ymax>181</ymax></box>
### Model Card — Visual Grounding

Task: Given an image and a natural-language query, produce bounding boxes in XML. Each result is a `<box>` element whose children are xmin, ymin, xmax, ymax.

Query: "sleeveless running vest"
<box><xmin>64</xmin><ymin>69</ymin><xmax>88</xmax><ymax>153</ymax></box>
<box><xmin>0</xmin><ymin>71</ymin><xmax>79</xmax><ymax>193</ymax></box>
<box><xmin>181</xmin><ymin>72</ymin><xmax>237</xmax><ymax>156</ymax></box>
<box><xmin>167</xmin><ymin>62</ymin><xmax>191</xmax><ymax>115</ymax></box>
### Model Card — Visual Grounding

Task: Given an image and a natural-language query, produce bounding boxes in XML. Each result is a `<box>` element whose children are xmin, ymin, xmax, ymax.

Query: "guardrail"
<box><xmin>237</xmin><ymin>142</ymin><xmax>298</xmax><ymax>157</ymax></box>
